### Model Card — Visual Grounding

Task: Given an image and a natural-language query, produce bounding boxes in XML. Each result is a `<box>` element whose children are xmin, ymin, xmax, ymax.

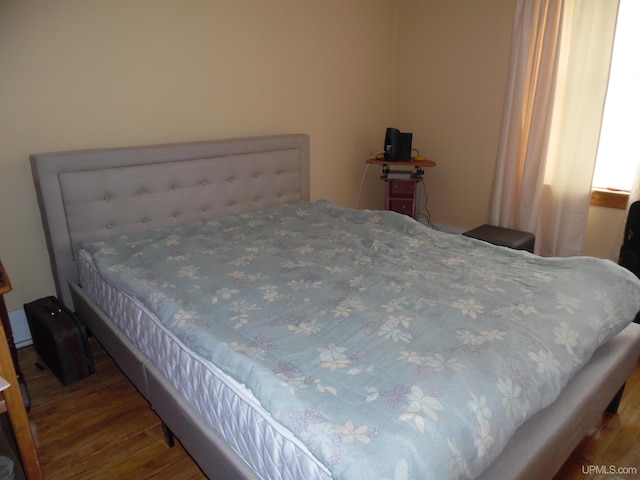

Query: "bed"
<box><xmin>29</xmin><ymin>133</ymin><xmax>640</xmax><ymax>480</ymax></box>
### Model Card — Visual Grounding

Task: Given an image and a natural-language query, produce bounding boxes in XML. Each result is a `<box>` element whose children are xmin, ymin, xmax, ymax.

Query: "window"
<box><xmin>591</xmin><ymin>0</ymin><xmax>640</xmax><ymax>193</ymax></box>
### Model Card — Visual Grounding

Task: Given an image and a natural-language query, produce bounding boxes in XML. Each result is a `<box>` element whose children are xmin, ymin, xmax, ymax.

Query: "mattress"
<box><xmin>78</xmin><ymin>248</ymin><xmax>331</xmax><ymax>480</ymax></box>
<box><xmin>77</xmin><ymin>200</ymin><xmax>640</xmax><ymax>480</ymax></box>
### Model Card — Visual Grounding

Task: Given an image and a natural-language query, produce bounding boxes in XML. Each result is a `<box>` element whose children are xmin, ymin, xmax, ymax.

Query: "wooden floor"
<box><xmin>13</xmin><ymin>339</ymin><xmax>640</xmax><ymax>479</ymax></box>
<box><xmin>17</xmin><ymin>339</ymin><xmax>205</xmax><ymax>480</ymax></box>
<box><xmin>554</xmin><ymin>355</ymin><xmax>640</xmax><ymax>479</ymax></box>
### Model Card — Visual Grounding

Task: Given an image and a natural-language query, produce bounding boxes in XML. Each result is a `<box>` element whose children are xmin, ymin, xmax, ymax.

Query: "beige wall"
<box><xmin>0</xmin><ymin>0</ymin><xmax>625</xmax><ymax>310</ymax></box>
<box><xmin>0</xmin><ymin>0</ymin><xmax>395</xmax><ymax>309</ymax></box>
<box><xmin>583</xmin><ymin>205</ymin><xmax>626</xmax><ymax>260</ymax></box>
<box><xmin>394</xmin><ymin>0</ymin><xmax>516</xmax><ymax>230</ymax></box>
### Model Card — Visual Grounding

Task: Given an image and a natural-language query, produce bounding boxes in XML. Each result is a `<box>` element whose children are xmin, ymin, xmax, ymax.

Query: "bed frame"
<box><xmin>30</xmin><ymin>134</ymin><xmax>640</xmax><ymax>479</ymax></box>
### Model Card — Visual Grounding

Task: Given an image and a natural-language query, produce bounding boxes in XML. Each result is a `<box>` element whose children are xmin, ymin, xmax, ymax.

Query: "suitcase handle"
<box><xmin>42</xmin><ymin>299</ymin><xmax>63</xmax><ymax>317</ymax></box>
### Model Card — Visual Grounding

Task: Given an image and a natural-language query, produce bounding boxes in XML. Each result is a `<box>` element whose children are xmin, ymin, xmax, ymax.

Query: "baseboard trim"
<box><xmin>8</xmin><ymin>308</ymin><xmax>33</xmax><ymax>348</ymax></box>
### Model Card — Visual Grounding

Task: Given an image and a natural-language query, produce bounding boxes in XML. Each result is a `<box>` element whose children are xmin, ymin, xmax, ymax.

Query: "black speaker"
<box><xmin>384</xmin><ymin>128</ymin><xmax>412</xmax><ymax>161</ymax></box>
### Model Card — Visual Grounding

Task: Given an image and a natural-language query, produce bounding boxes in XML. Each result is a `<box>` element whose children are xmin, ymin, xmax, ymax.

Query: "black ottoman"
<box><xmin>463</xmin><ymin>224</ymin><xmax>535</xmax><ymax>253</ymax></box>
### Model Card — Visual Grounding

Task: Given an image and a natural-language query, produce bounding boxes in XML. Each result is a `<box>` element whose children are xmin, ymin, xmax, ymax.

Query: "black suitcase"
<box><xmin>24</xmin><ymin>296</ymin><xmax>95</xmax><ymax>385</ymax></box>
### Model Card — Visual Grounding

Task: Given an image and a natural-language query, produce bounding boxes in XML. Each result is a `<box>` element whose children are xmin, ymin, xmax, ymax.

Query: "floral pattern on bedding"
<box><xmin>82</xmin><ymin>200</ymin><xmax>640</xmax><ymax>480</ymax></box>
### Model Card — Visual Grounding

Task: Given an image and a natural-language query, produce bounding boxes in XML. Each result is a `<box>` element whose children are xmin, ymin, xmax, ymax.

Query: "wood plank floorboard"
<box><xmin>14</xmin><ymin>339</ymin><xmax>640</xmax><ymax>479</ymax></box>
<box><xmin>17</xmin><ymin>338</ymin><xmax>206</xmax><ymax>480</ymax></box>
<box><xmin>554</xmin><ymin>356</ymin><xmax>640</xmax><ymax>479</ymax></box>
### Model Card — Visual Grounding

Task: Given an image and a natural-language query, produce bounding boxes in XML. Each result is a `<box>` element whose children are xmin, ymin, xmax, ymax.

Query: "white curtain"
<box><xmin>489</xmin><ymin>0</ymin><xmax>619</xmax><ymax>256</ymax></box>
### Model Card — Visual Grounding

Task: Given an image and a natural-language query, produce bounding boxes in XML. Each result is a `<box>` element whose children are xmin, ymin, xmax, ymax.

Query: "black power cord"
<box><xmin>418</xmin><ymin>178</ymin><xmax>439</xmax><ymax>230</ymax></box>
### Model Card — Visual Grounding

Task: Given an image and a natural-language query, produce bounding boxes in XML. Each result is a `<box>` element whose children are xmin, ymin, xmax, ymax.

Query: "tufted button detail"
<box><xmin>173</xmin><ymin>212</ymin><xmax>180</xmax><ymax>218</ymax></box>
<box><xmin>254</xmin><ymin>196</ymin><xmax>261</xmax><ymax>203</ymax></box>
<box><xmin>106</xmin><ymin>224</ymin><xmax>112</xmax><ymax>229</ymax></box>
<box><xmin>228</xmin><ymin>200</ymin><xmax>236</xmax><ymax>207</ymax></box>
<box><xmin>104</xmin><ymin>195</ymin><xmax>110</xmax><ymax>201</ymax></box>
<box><xmin>139</xmin><ymin>189</ymin><xmax>145</xmax><ymax>195</ymax></box>
<box><xmin>171</xmin><ymin>185</ymin><xmax>177</xmax><ymax>190</ymax></box>
<box><xmin>201</xmin><ymin>180</ymin><xmax>207</xmax><ymax>186</ymax></box>
<box><xmin>227</xmin><ymin>176</ymin><xmax>235</xmax><ymax>183</ymax></box>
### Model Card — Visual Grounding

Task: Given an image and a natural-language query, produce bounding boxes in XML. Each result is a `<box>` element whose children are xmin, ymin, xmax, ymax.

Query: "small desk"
<box><xmin>0</xmin><ymin>377</ymin><xmax>9</xmax><ymax>414</ymax></box>
<box><xmin>0</xmin><ymin>260</ymin><xmax>44</xmax><ymax>480</ymax></box>
<box><xmin>0</xmin><ymin>375</ymin><xmax>26</xmax><ymax>480</ymax></box>
<box><xmin>366</xmin><ymin>158</ymin><xmax>436</xmax><ymax>220</ymax></box>
<box><xmin>0</xmin><ymin>267</ymin><xmax>29</xmax><ymax>411</ymax></box>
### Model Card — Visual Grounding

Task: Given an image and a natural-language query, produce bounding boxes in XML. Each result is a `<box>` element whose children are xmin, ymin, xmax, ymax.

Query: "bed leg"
<box><xmin>605</xmin><ymin>382</ymin><xmax>626</xmax><ymax>414</ymax></box>
<box><xmin>162</xmin><ymin>421</ymin><xmax>175</xmax><ymax>448</ymax></box>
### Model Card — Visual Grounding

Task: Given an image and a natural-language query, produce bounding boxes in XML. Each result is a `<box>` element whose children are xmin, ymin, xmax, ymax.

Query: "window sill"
<box><xmin>590</xmin><ymin>188</ymin><xmax>629</xmax><ymax>209</ymax></box>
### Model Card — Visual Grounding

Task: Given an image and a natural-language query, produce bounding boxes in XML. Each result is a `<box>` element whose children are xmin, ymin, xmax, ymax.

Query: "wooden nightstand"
<box><xmin>366</xmin><ymin>158</ymin><xmax>436</xmax><ymax>220</ymax></box>
<box><xmin>0</xmin><ymin>263</ymin><xmax>29</xmax><ymax>411</ymax></box>
<box><xmin>0</xmin><ymin>260</ymin><xmax>44</xmax><ymax>480</ymax></box>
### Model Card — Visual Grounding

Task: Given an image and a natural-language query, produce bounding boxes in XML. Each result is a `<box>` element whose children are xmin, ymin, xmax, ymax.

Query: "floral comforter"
<box><xmin>82</xmin><ymin>200</ymin><xmax>640</xmax><ymax>480</ymax></box>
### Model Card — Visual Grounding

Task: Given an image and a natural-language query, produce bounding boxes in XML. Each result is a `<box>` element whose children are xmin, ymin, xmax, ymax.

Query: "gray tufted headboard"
<box><xmin>31</xmin><ymin>134</ymin><xmax>310</xmax><ymax>308</ymax></box>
